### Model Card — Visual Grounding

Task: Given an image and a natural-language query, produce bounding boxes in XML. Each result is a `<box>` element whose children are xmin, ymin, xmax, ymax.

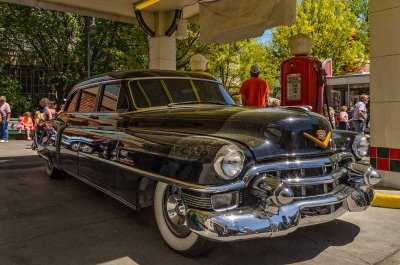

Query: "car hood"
<box><xmin>127</xmin><ymin>105</ymin><xmax>334</xmax><ymax>161</ymax></box>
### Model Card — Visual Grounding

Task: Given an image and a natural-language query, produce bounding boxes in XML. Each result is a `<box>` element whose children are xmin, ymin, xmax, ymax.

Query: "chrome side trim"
<box><xmin>77</xmin><ymin>152</ymin><xmax>353</xmax><ymax>194</ymax></box>
<box><xmin>78</xmin><ymin>152</ymin><xmax>246</xmax><ymax>193</ymax></box>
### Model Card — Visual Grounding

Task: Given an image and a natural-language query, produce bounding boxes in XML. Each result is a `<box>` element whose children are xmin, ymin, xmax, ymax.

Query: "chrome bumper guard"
<box><xmin>186</xmin><ymin>161</ymin><xmax>379</xmax><ymax>242</ymax></box>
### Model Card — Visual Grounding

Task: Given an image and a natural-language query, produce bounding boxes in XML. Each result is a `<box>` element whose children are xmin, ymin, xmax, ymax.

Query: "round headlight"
<box><xmin>214</xmin><ymin>144</ymin><xmax>244</xmax><ymax>180</ymax></box>
<box><xmin>352</xmin><ymin>134</ymin><xmax>369</xmax><ymax>159</ymax></box>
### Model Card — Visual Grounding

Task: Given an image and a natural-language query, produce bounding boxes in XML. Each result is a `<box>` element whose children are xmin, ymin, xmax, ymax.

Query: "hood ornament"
<box><xmin>303</xmin><ymin>130</ymin><xmax>331</xmax><ymax>149</ymax></box>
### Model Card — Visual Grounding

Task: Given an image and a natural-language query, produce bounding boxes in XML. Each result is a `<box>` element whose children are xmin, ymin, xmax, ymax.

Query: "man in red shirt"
<box><xmin>240</xmin><ymin>64</ymin><xmax>270</xmax><ymax>107</ymax></box>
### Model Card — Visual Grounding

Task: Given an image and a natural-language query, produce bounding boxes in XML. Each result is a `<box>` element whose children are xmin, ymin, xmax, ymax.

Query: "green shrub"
<box><xmin>0</xmin><ymin>75</ymin><xmax>32</xmax><ymax>117</ymax></box>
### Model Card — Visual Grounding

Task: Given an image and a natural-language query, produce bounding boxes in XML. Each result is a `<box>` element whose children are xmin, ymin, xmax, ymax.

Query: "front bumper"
<box><xmin>186</xmin><ymin>163</ymin><xmax>378</xmax><ymax>242</ymax></box>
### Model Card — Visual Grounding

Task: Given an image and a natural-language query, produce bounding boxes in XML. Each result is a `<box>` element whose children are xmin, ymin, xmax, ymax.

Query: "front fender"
<box><xmin>332</xmin><ymin>129</ymin><xmax>368</xmax><ymax>160</ymax></box>
<box><xmin>117</xmin><ymin>129</ymin><xmax>254</xmax><ymax>185</ymax></box>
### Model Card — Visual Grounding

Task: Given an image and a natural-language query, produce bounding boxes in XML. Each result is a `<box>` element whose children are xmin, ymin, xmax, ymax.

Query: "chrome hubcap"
<box><xmin>163</xmin><ymin>186</ymin><xmax>190</xmax><ymax>238</ymax></box>
<box><xmin>166</xmin><ymin>194</ymin><xmax>186</xmax><ymax>225</ymax></box>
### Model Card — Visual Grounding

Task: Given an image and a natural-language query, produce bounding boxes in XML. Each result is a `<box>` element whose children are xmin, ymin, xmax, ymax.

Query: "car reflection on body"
<box><xmin>61</xmin><ymin>135</ymin><xmax>95</xmax><ymax>153</ymax></box>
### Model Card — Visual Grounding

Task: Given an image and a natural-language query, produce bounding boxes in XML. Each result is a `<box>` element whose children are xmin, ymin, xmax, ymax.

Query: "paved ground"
<box><xmin>0</xmin><ymin>141</ymin><xmax>399</xmax><ymax>265</ymax></box>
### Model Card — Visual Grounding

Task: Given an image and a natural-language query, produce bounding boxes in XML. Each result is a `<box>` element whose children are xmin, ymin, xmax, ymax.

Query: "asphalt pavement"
<box><xmin>0</xmin><ymin>141</ymin><xmax>399</xmax><ymax>265</ymax></box>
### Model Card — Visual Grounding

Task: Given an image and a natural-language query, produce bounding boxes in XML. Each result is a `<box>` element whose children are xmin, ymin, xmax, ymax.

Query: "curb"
<box><xmin>372</xmin><ymin>193</ymin><xmax>400</xmax><ymax>209</ymax></box>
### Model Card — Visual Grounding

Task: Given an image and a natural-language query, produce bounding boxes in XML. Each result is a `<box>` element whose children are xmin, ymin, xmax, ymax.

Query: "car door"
<box><xmin>58</xmin><ymin>89</ymin><xmax>86</xmax><ymax>176</ymax></box>
<box><xmin>78</xmin><ymin>82</ymin><xmax>129</xmax><ymax>198</ymax></box>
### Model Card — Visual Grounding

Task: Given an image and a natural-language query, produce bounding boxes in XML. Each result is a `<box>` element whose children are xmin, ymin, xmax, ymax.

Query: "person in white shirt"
<box><xmin>352</xmin><ymin>94</ymin><xmax>369</xmax><ymax>133</ymax></box>
<box><xmin>0</xmin><ymin>96</ymin><xmax>11</xmax><ymax>142</ymax></box>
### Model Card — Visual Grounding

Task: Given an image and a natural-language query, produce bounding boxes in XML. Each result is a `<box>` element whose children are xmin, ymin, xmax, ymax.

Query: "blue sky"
<box><xmin>256</xmin><ymin>29</ymin><xmax>273</xmax><ymax>43</ymax></box>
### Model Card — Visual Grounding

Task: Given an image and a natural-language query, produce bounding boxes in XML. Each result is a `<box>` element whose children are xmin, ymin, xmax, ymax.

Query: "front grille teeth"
<box><xmin>259</xmin><ymin>162</ymin><xmax>341</xmax><ymax>199</ymax></box>
<box><xmin>181</xmin><ymin>191</ymin><xmax>243</xmax><ymax>210</ymax></box>
<box><xmin>181</xmin><ymin>193</ymin><xmax>212</xmax><ymax>209</ymax></box>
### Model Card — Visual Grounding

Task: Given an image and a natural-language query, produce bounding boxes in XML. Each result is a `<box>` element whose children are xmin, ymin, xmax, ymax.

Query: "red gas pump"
<box><xmin>280</xmin><ymin>34</ymin><xmax>333</xmax><ymax>125</ymax></box>
<box><xmin>281</xmin><ymin>56</ymin><xmax>324</xmax><ymax>114</ymax></box>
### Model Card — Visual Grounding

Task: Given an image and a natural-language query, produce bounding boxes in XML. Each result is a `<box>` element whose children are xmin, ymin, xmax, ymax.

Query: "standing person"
<box><xmin>39</xmin><ymin>98</ymin><xmax>50</xmax><ymax>121</ymax></box>
<box><xmin>240</xmin><ymin>64</ymin><xmax>270</xmax><ymax>107</ymax></box>
<box><xmin>347</xmin><ymin>102</ymin><xmax>354</xmax><ymax>131</ymax></box>
<box><xmin>0</xmin><ymin>96</ymin><xmax>11</xmax><ymax>143</ymax></box>
<box><xmin>352</xmin><ymin>94</ymin><xmax>369</xmax><ymax>133</ymax></box>
<box><xmin>339</xmin><ymin>106</ymin><xmax>349</xmax><ymax>130</ymax></box>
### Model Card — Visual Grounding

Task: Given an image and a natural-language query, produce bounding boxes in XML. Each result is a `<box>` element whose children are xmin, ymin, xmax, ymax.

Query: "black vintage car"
<box><xmin>37</xmin><ymin>70</ymin><xmax>380</xmax><ymax>256</ymax></box>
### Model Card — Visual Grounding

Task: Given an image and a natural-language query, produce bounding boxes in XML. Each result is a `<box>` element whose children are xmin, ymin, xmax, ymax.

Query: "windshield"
<box><xmin>128</xmin><ymin>78</ymin><xmax>236</xmax><ymax>108</ymax></box>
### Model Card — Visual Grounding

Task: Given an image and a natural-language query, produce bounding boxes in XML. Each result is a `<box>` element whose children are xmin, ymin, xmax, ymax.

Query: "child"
<box><xmin>17</xmin><ymin>116</ymin><xmax>24</xmax><ymax>133</ymax></box>
<box><xmin>22</xmin><ymin>112</ymin><xmax>33</xmax><ymax>140</ymax></box>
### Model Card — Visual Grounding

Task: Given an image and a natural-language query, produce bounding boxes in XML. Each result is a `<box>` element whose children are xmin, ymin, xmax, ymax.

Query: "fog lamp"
<box><xmin>211</xmin><ymin>191</ymin><xmax>239</xmax><ymax>211</ymax></box>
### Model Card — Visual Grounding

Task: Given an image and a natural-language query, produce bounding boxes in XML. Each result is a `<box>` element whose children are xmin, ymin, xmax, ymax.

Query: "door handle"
<box><xmin>89</xmin><ymin>115</ymin><xmax>99</xmax><ymax>119</ymax></box>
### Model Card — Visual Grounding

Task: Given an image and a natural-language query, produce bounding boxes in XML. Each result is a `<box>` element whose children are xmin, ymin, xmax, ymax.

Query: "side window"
<box><xmin>117</xmin><ymin>84</ymin><xmax>129</xmax><ymax>111</ymax></box>
<box><xmin>79</xmin><ymin>86</ymin><xmax>99</xmax><ymax>112</ymax></box>
<box><xmin>100</xmin><ymin>84</ymin><xmax>120</xmax><ymax>111</ymax></box>
<box><xmin>66</xmin><ymin>91</ymin><xmax>79</xmax><ymax>112</ymax></box>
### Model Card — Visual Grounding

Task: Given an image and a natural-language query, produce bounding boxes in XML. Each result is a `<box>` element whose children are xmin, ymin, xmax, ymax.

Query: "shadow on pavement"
<box><xmin>0</xmin><ymin>155</ymin><xmax>43</xmax><ymax>170</ymax></box>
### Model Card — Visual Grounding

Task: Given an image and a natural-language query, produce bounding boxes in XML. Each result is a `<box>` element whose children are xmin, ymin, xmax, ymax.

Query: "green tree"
<box><xmin>0</xmin><ymin>3</ymin><xmax>148</xmax><ymax>103</ymax></box>
<box><xmin>0</xmin><ymin>64</ymin><xmax>31</xmax><ymax>116</ymax></box>
<box><xmin>177</xmin><ymin>22</ymin><xmax>280</xmax><ymax>98</ymax></box>
<box><xmin>272</xmin><ymin>0</ymin><xmax>369</xmax><ymax>75</ymax></box>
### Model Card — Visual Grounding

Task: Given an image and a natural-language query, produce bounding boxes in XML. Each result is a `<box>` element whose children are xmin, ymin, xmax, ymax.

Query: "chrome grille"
<box><xmin>182</xmin><ymin>192</ymin><xmax>212</xmax><ymax>210</ymax></box>
<box><xmin>250</xmin><ymin>153</ymin><xmax>352</xmax><ymax>199</ymax></box>
<box><xmin>261</xmin><ymin>167</ymin><xmax>339</xmax><ymax>198</ymax></box>
<box><xmin>182</xmin><ymin>191</ymin><xmax>243</xmax><ymax>210</ymax></box>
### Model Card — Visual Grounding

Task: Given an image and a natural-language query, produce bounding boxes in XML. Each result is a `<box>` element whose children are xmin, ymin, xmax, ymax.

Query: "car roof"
<box><xmin>75</xmin><ymin>69</ymin><xmax>218</xmax><ymax>88</ymax></box>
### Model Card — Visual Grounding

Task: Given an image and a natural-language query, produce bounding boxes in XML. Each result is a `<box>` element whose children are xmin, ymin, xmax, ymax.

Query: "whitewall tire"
<box><xmin>154</xmin><ymin>182</ymin><xmax>211</xmax><ymax>256</ymax></box>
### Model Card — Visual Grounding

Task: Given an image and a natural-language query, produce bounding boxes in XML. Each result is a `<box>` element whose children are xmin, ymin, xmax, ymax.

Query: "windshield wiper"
<box><xmin>167</xmin><ymin>101</ymin><xmax>235</xmax><ymax>107</ymax></box>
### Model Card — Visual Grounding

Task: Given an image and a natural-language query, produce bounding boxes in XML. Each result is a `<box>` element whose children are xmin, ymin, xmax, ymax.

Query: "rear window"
<box><xmin>66</xmin><ymin>91</ymin><xmax>79</xmax><ymax>112</ymax></box>
<box><xmin>79</xmin><ymin>86</ymin><xmax>99</xmax><ymax>112</ymax></box>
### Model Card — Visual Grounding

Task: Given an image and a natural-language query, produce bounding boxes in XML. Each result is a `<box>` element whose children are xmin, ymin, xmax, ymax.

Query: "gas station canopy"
<box><xmin>2</xmin><ymin>0</ymin><xmax>295</xmax><ymax>44</ymax></box>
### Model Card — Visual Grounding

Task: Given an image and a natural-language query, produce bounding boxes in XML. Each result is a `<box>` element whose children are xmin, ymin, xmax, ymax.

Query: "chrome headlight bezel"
<box><xmin>214</xmin><ymin>144</ymin><xmax>245</xmax><ymax>180</ymax></box>
<box><xmin>352</xmin><ymin>134</ymin><xmax>370</xmax><ymax>159</ymax></box>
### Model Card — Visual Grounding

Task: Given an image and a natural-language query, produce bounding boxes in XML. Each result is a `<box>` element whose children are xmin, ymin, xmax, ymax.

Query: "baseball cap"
<box><xmin>250</xmin><ymin>63</ymin><xmax>260</xmax><ymax>74</ymax></box>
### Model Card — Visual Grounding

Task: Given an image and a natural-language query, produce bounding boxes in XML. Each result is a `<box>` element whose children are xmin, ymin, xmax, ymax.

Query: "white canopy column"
<box><xmin>143</xmin><ymin>11</ymin><xmax>177</xmax><ymax>70</ymax></box>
